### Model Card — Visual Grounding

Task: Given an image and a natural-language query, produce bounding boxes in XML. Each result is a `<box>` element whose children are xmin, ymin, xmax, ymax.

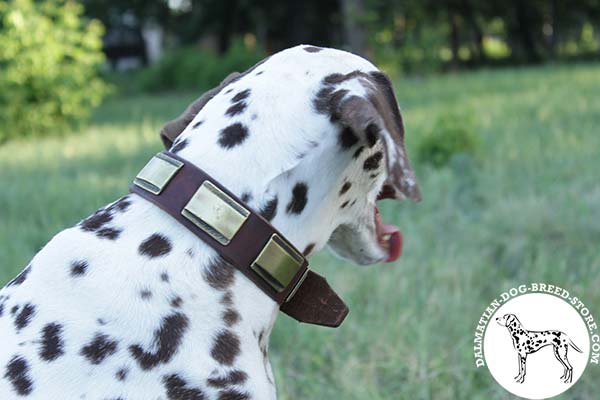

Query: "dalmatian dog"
<box><xmin>496</xmin><ymin>314</ymin><xmax>583</xmax><ymax>384</ymax></box>
<box><xmin>0</xmin><ymin>45</ymin><xmax>420</xmax><ymax>400</ymax></box>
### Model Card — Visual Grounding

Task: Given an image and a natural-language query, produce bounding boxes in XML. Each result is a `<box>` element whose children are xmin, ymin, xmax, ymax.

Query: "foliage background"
<box><xmin>0</xmin><ymin>0</ymin><xmax>108</xmax><ymax>142</ymax></box>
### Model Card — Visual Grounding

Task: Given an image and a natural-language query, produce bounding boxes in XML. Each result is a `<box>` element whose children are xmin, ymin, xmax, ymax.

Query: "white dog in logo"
<box><xmin>496</xmin><ymin>313</ymin><xmax>583</xmax><ymax>383</ymax></box>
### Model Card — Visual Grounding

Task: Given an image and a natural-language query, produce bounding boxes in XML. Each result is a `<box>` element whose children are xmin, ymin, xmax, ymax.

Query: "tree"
<box><xmin>0</xmin><ymin>0</ymin><xmax>109</xmax><ymax>141</ymax></box>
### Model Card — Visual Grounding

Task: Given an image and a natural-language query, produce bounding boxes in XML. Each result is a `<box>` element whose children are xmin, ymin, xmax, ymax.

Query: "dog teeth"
<box><xmin>382</xmin><ymin>234</ymin><xmax>391</xmax><ymax>241</ymax></box>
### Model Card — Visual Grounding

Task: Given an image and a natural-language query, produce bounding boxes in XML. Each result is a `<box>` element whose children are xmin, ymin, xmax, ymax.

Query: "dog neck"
<box><xmin>128</xmin><ymin>191</ymin><xmax>280</xmax><ymax>347</ymax></box>
<box><xmin>506</xmin><ymin>320</ymin><xmax>523</xmax><ymax>334</ymax></box>
<box><xmin>131</xmin><ymin>133</ymin><xmax>348</xmax><ymax>354</ymax></box>
<box><xmin>174</xmin><ymin>121</ymin><xmax>348</xmax><ymax>259</ymax></box>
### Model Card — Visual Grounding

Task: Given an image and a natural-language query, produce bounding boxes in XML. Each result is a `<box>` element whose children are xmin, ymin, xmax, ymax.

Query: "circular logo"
<box><xmin>483</xmin><ymin>293</ymin><xmax>590</xmax><ymax>399</ymax></box>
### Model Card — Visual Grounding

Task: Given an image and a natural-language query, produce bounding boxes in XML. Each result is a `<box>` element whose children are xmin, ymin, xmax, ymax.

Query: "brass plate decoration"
<box><xmin>133</xmin><ymin>153</ymin><xmax>183</xmax><ymax>195</ymax></box>
<box><xmin>182</xmin><ymin>181</ymin><xmax>250</xmax><ymax>245</ymax></box>
<box><xmin>252</xmin><ymin>234</ymin><xmax>304</xmax><ymax>293</ymax></box>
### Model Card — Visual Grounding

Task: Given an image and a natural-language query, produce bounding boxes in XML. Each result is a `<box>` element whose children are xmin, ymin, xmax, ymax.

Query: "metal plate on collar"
<box><xmin>251</xmin><ymin>234</ymin><xmax>304</xmax><ymax>293</ymax></box>
<box><xmin>134</xmin><ymin>153</ymin><xmax>183</xmax><ymax>195</ymax></box>
<box><xmin>182</xmin><ymin>181</ymin><xmax>249</xmax><ymax>245</ymax></box>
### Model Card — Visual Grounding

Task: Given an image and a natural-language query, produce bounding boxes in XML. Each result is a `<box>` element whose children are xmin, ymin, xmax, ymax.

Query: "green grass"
<box><xmin>2</xmin><ymin>63</ymin><xmax>600</xmax><ymax>399</ymax></box>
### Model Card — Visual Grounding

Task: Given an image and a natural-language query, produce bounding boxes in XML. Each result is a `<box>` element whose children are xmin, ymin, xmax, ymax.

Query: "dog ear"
<box><xmin>159</xmin><ymin>72</ymin><xmax>242</xmax><ymax>149</ymax></box>
<box><xmin>337</xmin><ymin>72</ymin><xmax>421</xmax><ymax>201</ymax></box>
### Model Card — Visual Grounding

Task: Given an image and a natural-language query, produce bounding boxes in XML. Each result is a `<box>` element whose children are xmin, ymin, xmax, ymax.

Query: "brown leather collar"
<box><xmin>130</xmin><ymin>151</ymin><xmax>349</xmax><ymax>327</ymax></box>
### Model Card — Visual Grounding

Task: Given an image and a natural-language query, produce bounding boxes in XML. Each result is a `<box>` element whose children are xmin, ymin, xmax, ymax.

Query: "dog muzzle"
<box><xmin>130</xmin><ymin>151</ymin><xmax>349</xmax><ymax>327</ymax></box>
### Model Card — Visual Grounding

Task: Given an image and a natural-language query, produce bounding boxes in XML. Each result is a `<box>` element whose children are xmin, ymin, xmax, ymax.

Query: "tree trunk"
<box><xmin>461</xmin><ymin>0</ymin><xmax>486</xmax><ymax>63</ymax></box>
<box><xmin>513</xmin><ymin>0</ymin><xmax>541</xmax><ymax>62</ymax></box>
<box><xmin>217</xmin><ymin>0</ymin><xmax>239</xmax><ymax>54</ymax></box>
<box><xmin>341</xmin><ymin>0</ymin><xmax>368</xmax><ymax>56</ymax></box>
<box><xmin>449</xmin><ymin>12</ymin><xmax>460</xmax><ymax>69</ymax></box>
<box><xmin>548</xmin><ymin>0</ymin><xmax>558</xmax><ymax>58</ymax></box>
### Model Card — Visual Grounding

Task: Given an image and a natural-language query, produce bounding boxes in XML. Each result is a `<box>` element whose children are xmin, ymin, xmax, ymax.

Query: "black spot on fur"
<box><xmin>286</xmin><ymin>183</ymin><xmax>308</xmax><ymax>215</ymax></box>
<box><xmin>163</xmin><ymin>374</ymin><xmax>206</xmax><ymax>400</ymax></box>
<box><xmin>15</xmin><ymin>303</ymin><xmax>35</xmax><ymax>331</ymax></box>
<box><xmin>259</xmin><ymin>197</ymin><xmax>278</xmax><ymax>221</ymax></box>
<box><xmin>241</xmin><ymin>192</ymin><xmax>252</xmax><ymax>203</ymax></box>
<box><xmin>225</xmin><ymin>102</ymin><xmax>247</xmax><ymax>117</ymax></box>
<box><xmin>218</xmin><ymin>123</ymin><xmax>249</xmax><ymax>149</ymax></box>
<box><xmin>80</xmin><ymin>333</ymin><xmax>119</xmax><ymax>365</ymax></box>
<box><xmin>218</xmin><ymin>390</ymin><xmax>250</xmax><ymax>400</ymax></box>
<box><xmin>97</xmin><ymin>227</ymin><xmax>122</xmax><ymax>240</ymax></box>
<box><xmin>303</xmin><ymin>46</ymin><xmax>322</xmax><ymax>53</ymax></box>
<box><xmin>6</xmin><ymin>265</ymin><xmax>31</xmax><ymax>287</ymax></box>
<box><xmin>207</xmin><ymin>370</ymin><xmax>248</xmax><ymax>388</ymax></box>
<box><xmin>363</xmin><ymin>151</ymin><xmax>383</xmax><ymax>171</ymax></box>
<box><xmin>80</xmin><ymin>209</ymin><xmax>113</xmax><ymax>232</ymax></box>
<box><xmin>313</xmin><ymin>86</ymin><xmax>333</xmax><ymax>112</ymax></box>
<box><xmin>222</xmin><ymin>309</ymin><xmax>240</xmax><ymax>327</ymax></box>
<box><xmin>327</xmin><ymin>71</ymin><xmax>368</xmax><ymax>85</ymax></box>
<box><xmin>224</xmin><ymin>88</ymin><xmax>233</xmax><ymax>94</ymax></box>
<box><xmin>365</xmin><ymin>123</ymin><xmax>380</xmax><ymax>147</ymax></box>
<box><xmin>129</xmin><ymin>312</ymin><xmax>189</xmax><ymax>370</ymax></box>
<box><xmin>313</xmin><ymin>86</ymin><xmax>349</xmax><ymax>121</ymax></box>
<box><xmin>70</xmin><ymin>260</ymin><xmax>88</xmax><ymax>277</ymax></box>
<box><xmin>323</xmin><ymin>73</ymin><xmax>346</xmax><ymax>85</ymax></box>
<box><xmin>80</xmin><ymin>198</ymin><xmax>130</xmax><ymax>239</ymax></box>
<box><xmin>303</xmin><ymin>243</ymin><xmax>316</xmax><ymax>256</ymax></box>
<box><xmin>339</xmin><ymin>182</ymin><xmax>352</xmax><ymax>195</ymax></box>
<box><xmin>170</xmin><ymin>296</ymin><xmax>183</xmax><ymax>308</ymax></box>
<box><xmin>353</xmin><ymin>146</ymin><xmax>365</xmax><ymax>159</ymax></box>
<box><xmin>0</xmin><ymin>296</ymin><xmax>7</xmax><ymax>317</ymax></box>
<box><xmin>315</xmin><ymin>70</ymin><xmax>393</xmax><ymax>122</ymax></box>
<box><xmin>202</xmin><ymin>257</ymin><xmax>235</xmax><ymax>290</ymax></box>
<box><xmin>140</xmin><ymin>289</ymin><xmax>153</xmax><ymax>300</ymax></box>
<box><xmin>192</xmin><ymin>120</ymin><xmax>204</xmax><ymax>129</ymax></box>
<box><xmin>327</xmin><ymin>89</ymin><xmax>350</xmax><ymax>121</ymax></box>
<box><xmin>210</xmin><ymin>330</ymin><xmax>240</xmax><ymax>366</ymax></box>
<box><xmin>340</xmin><ymin>200</ymin><xmax>350</xmax><ymax>209</ymax></box>
<box><xmin>161</xmin><ymin>272</ymin><xmax>170</xmax><ymax>282</ymax></box>
<box><xmin>172</xmin><ymin>138</ymin><xmax>189</xmax><ymax>153</ymax></box>
<box><xmin>39</xmin><ymin>323</ymin><xmax>65</xmax><ymax>362</ymax></box>
<box><xmin>220</xmin><ymin>292</ymin><xmax>233</xmax><ymax>306</ymax></box>
<box><xmin>339</xmin><ymin>127</ymin><xmax>359</xmax><ymax>149</ymax></box>
<box><xmin>255</xmin><ymin>70</ymin><xmax>264</xmax><ymax>76</ymax></box>
<box><xmin>257</xmin><ymin>330</ymin><xmax>268</xmax><ymax>359</ymax></box>
<box><xmin>4</xmin><ymin>356</ymin><xmax>33</xmax><ymax>396</ymax></box>
<box><xmin>232</xmin><ymin>89</ymin><xmax>251</xmax><ymax>103</ymax></box>
<box><xmin>116</xmin><ymin>368</ymin><xmax>128</xmax><ymax>381</ymax></box>
<box><xmin>113</xmin><ymin>196</ymin><xmax>132</xmax><ymax>212</ymax></box>
<box><xmin>139</xmin><ymin>233</ymin><xmax>172</xmax><ymax>258</ymax></box>
<box><xmin>368</xmin><ymin>71</ymin><xmax>407</xmax><ymax>141</ymax></box>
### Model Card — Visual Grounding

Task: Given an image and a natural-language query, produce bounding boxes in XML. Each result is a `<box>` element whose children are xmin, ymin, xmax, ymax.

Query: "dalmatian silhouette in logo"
<box><xmin>496</xmin><ymin>314</ymin><xmax>583</xmax><ymax>384</ymax></box>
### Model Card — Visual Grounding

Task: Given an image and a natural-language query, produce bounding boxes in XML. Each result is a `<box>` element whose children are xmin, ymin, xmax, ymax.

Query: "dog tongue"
<box><xmin>381</xmin><ymin>223</ymin><xmax>402</xmax><ymax>262</ymax></box>
<box><xmin>375</xmin><ymin>207</ymin><xmax>403</xmax><ymax>262</ymax></box>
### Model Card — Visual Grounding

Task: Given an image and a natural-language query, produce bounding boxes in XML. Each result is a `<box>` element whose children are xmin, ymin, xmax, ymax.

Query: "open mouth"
<box><xmin>375</xmin><ymin>184</ymin><xmax>403</xmax><ymax>262</ymax></box>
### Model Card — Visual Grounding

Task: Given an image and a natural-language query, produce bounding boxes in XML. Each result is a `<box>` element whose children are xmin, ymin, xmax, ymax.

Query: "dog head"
<box><xmin>159</xmin><ymin>45</ymin><xmax>420</xmax><ymax>266</ymax></box>
<box><xmin>496</xmin><ymin>314</ymin><xmax>519</xmax><ymax>327</ymax></box>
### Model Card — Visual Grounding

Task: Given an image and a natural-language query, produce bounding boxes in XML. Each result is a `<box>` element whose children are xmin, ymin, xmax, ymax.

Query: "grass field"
<box><xmin>1</xmin><ymin>63</ymin><xmax>600</xmax><ymax>399</ymax></box>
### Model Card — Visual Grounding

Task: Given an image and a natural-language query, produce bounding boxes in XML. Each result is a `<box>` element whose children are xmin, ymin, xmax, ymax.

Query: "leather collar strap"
<box><xmin>130</xmin><ymin>151</ymin><xmax>349</xmax><ymax>327</ymax></box>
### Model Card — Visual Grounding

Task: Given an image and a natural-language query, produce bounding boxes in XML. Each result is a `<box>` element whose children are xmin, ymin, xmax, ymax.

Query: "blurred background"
<box><xmin>1</xmin><ymin>0</ymin><xmax>599</xmax><ymax>399</ymax></box>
